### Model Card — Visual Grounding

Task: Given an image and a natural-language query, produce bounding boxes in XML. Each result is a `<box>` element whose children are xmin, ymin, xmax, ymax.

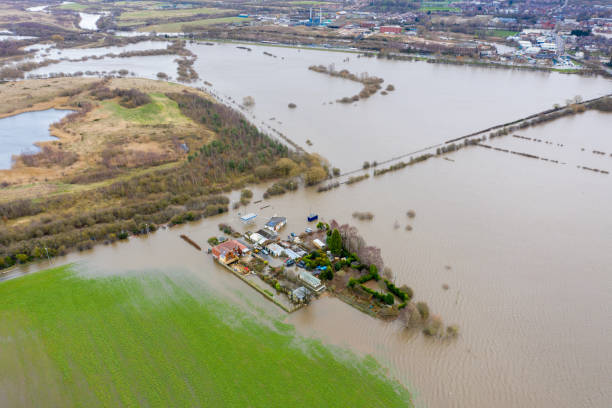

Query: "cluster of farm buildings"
<box><xmin>209</xmin><ymin>213</ymin><xmax>328</xmax><ymax>305</ymax></box>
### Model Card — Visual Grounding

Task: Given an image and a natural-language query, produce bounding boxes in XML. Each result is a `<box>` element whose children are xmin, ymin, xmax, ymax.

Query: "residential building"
<box><xmin>211</xmin><ymin>240</ymin><xmax>249</xmax><ymax>265</ymax></box>
<box><xmin>380</xmin><ymin>25</ymin><xmax>401</xmax><ymax>34</ymax></box>
<box><xmin>298</xmin><ymin>271</ymin><xmax>326</xmax><ymax>293</ymax></box>
<box><xmin>265</xmin><ymin>216</ymin><xmax>287</xmax><ymax>232</ymax></box>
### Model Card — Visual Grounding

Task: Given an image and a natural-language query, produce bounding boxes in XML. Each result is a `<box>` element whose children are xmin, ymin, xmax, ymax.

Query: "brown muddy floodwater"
<box><xmin>10</xmin><ymin>43</ymin><xmax>612</xmax><ymax>407</ymax></box>
<box><xmin>9</xmin><ymin>111</ymin><xmax>611</xmax><ymax>408</ymax></box>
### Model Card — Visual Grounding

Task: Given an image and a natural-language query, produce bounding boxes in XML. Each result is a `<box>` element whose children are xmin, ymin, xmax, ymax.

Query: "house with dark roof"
<box><xmin>265</xmin><ymin>216</ymin><xmax>287</xmax><ymax>232</ymax></box>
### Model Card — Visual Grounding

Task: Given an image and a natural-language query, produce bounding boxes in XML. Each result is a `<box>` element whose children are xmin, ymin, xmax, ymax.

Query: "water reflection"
<box><xmin>0</xmin><ymin>109</ymin><xmax>72</xmax><ymax>169</ymax></box>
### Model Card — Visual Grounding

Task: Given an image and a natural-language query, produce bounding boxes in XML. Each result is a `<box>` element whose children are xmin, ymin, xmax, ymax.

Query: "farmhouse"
<box><xmin>211</xmin><ymin>240</ymin><xmax>249</xmax><ymax>265</ymax></box>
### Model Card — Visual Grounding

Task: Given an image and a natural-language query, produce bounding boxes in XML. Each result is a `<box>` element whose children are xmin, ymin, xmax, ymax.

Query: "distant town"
<box><xmin>140</xmin><ymin>0</ymin><xmax>612</xmax><ymax>75</ymax></box>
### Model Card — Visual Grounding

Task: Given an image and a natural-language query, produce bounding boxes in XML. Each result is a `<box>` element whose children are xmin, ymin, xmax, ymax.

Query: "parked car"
<box><xmin>297</xmin><ymin>260</ymin><xmax>306</xmax><ymax>269</ymax></box>
<box><xmin>305</xmin><ymin>228</ymin><xmax>313</xmax><ymax>233</ymax></box>
<box><xmin>285</xmin><ymin>259</ymin><xmax>295</xmax><ymax>267</ymax></box>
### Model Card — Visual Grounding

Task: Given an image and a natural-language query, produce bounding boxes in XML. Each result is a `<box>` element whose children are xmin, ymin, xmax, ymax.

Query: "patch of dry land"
<box><xmin>0</xmin><ymin>3</ymin><xmax>79</xmax><ymax>31</ymax></box>
<box><xmin>0</xmin><ymin>77</ymin><xmax>214</xmax><ymax>198</ymax></box>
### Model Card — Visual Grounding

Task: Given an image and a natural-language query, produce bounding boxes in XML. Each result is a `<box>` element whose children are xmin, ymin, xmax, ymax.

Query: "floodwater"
<box><xmin>78</xmin><ymin>13</ymin><xmax>101</xmax><ymax>30</ymax></box>
<box><xmin>26</xmin><ymin>5</ymin><xmax>49</xmax><ymax>12</ymax></box>
<box><xmin>4</xmin><ymin>42</ymin><xmax>612</xmax><ymax>407</ymax></box>
<box><xmin>26</xmin><ymin>40</ymin><xmax>611</xmax><ymax>170</ymax></box>
<box><xmin>0</xmin><ymin>109</ymin><xmax>72</xmax><ymax>169</ymax></box>
<box><xmin>6</xmin><ymin>111</ymin><xmax>612</xmax><ymax>408</ymax></box>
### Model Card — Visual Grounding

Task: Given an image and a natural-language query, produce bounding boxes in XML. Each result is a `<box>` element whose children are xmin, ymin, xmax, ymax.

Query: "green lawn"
<box><xmin>484</xmin><ymin>29</ymin><xmax>519</xmax><ymax>38</ymax></box>
<box><xmin>119</xmin><ymin>7</ymin><xmax>232</xmax><ymax>21</ymax></box>
<box><xmin>101</xmin><ymin>93</ymin><xmax>191</xmax><ymax>124</ymax></box>
<box><xmin>419</xmin><ymin>6</ymin><xmax>461</xmax><ymax>12</ymax></box>
<box><xmin>141</xmin><ymin>17</ymin><xmax>250</xmax><ymax>32</ymax></box>
<box><xmin>0</xmin><ymin>265</ymin><xmax>412</xmax><ymax>407</ymax></box>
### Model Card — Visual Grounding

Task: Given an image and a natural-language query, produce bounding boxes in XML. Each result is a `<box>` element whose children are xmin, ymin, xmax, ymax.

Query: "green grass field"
<box><xmin>483</xmin><ymin>29</ymin><xmax>519</xmax><ymax>38</ymax></box>
<box><xmin>119</xmin><ymin>7</ymin><xmax>232</xmax><ymax>21</ymax></box>
<box><xmin>101</xmin><ymin>93</ymin><xmax>191</xmax><ymax>124</ymax></box>
<box><xmin>141</xmin><ymin>17</ymin><xmax>250</xmax><ymax>32</ymax></box>
<box><xmin>0</xmin><ymin>265</ymin><xmax>412</xmax><ymax>407</ymax></box>
<box><xmin>419</xmin><ymin>6</ymin><xmax>461</xmax><ymax>12</ymax></box>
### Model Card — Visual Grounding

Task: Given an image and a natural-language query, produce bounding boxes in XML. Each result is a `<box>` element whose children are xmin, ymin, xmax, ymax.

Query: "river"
<box><xmin>4</xmin><ymin>41</ymin><xmax>612</xmax><ymax>407</ymax></box>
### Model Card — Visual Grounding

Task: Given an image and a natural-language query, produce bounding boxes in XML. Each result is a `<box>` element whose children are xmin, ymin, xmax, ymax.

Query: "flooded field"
<box><xmin>25</xmin><ymin>40</ymin><xmax>611</xmax><ymax>170</ymax></box>
<box><xmin>6</xmin><ymin>110</ymin><xmax>611</xmax><ymax>407</ymax></box>
<box><xmin>78</xmin><ymin>13</ymin><xmax>101</xmax><ymax>30</ymax></box>
<box><xmin>0</xmin><ymin>108</ymin><xmax>72</xmax><ymax>169</ymax></box>
<box><xmin>3</xmin><ymin>41</ymin><xmax>611</xmax><ymax>407</ymax></box>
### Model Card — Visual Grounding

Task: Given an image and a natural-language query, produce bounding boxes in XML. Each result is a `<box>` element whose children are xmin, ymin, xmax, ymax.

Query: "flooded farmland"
<box><xmin>26</xmin><ymin>41</ymin><xmax>611</xmax><ymax>169</ymax></box>
<box><xmin>4</xmin><ymin>41</ymin><xmax>612</xmax><ymax>407</ymax></box>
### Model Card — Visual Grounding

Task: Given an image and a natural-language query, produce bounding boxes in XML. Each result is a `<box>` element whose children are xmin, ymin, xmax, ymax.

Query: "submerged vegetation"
<box><xmin>308</xmin><ymin>65</ymin><xmax>384</xmax><ymax>103</ymax></box>
<box><xmin>0</xmin><ymin>264</ymin><xmax>412</xmax><ymax>406</ymax></box>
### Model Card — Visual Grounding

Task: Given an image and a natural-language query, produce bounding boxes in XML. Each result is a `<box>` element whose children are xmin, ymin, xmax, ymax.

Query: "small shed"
<box><xmin>313</xmin><ymin>238</ymin><xmax>326</xmax><ymax>249</ymax></box>
<box><xmin>240</xmin><ymin>213</ymin><xmax>257</xmax><ymax>224</ymax></box>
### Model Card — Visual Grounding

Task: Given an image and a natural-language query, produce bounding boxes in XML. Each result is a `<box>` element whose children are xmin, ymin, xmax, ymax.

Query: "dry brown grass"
<box><xmin>0</xmin><ymin>4</ymin><xmax>79</xmax><ymax>31</ymax></box>
<box><xmin>0</xmin><ymin>77</ymin><xmax>215</xmax><ymax>192</ymax></box>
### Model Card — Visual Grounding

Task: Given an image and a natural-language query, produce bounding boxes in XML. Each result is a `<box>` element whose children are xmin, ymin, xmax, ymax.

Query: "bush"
<box><xmin>423</xmin><ymin>316</ymin><xmax>443</xmax><ymax>337</ymax></box>
<box><xmin>208</xmin><ymin>237</ymin><xmax>219</xmax><ymax>246</ymax></box>
<box><xmin>446</xmin><ymin>325</ymin><xmax>459</xmax><ymax>337</ymax></box>
<box><xmin>320</xmin><ymin>268</ymin><xmax>333</xmax><ymax>280</ymax></box>
<box><xmin>416</xmin><ymin>302</ymin><xmax>429</xmax><ymax>320</ymax></box>
<box><xmin>385</xmin><ymin>280</ymin><xmax>408</xmax><ymax>301</ymax></box>
<box><xmin>304</xmin><ymin>167</ymin><xmax>327</xmax><ymax>186</ymax></box>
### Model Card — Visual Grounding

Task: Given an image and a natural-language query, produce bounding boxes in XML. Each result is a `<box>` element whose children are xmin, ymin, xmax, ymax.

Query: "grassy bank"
<box><xmin>142</xmin><ymin>17</ymin><xmax>251</xmax><ymax>33</ymax></box>
<box><xmin>0</xmin><ymin>264</ymin><xmax>412</xmax><ymax>407</ymax></box>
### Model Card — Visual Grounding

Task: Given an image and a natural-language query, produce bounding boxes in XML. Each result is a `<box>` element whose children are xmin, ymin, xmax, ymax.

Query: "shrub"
<box><xmin>208</xmin><ymin>237</ymin><xmax>219</xmax><ymax>246</ymax></box>
<box><xmin>385</xmin><ymin>280</ymin><xmax>408</xmax><ymax>301</ymax></box>
<box><xmin>446</xmin><ymin>325</ymin><xmax>459</xmax><ymax>337</ymax></box>
<box><xmin>304</xmin><ymin>167</ymin><xmax>327</xmax><ymax>186</ymax></box>
<box><xmin>416</xmin><ymin>302</ymin><xmax>429</xmax><ymax>320</ymax></box>
<box><xmin>352</xmin><ymin>212</ymin><xmax>374</xmax><ymax>221</ymax></box>
<box><xmin>423</xmin><ymin>315</ymin><xmax>443</xmax><ymax>337</ymax></box>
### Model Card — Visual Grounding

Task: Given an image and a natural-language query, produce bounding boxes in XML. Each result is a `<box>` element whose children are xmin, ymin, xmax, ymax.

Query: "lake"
<box><xmin>0</xmin><ymin>109</ymin><xmax>72</xmax><ymax>170</ymax></box>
